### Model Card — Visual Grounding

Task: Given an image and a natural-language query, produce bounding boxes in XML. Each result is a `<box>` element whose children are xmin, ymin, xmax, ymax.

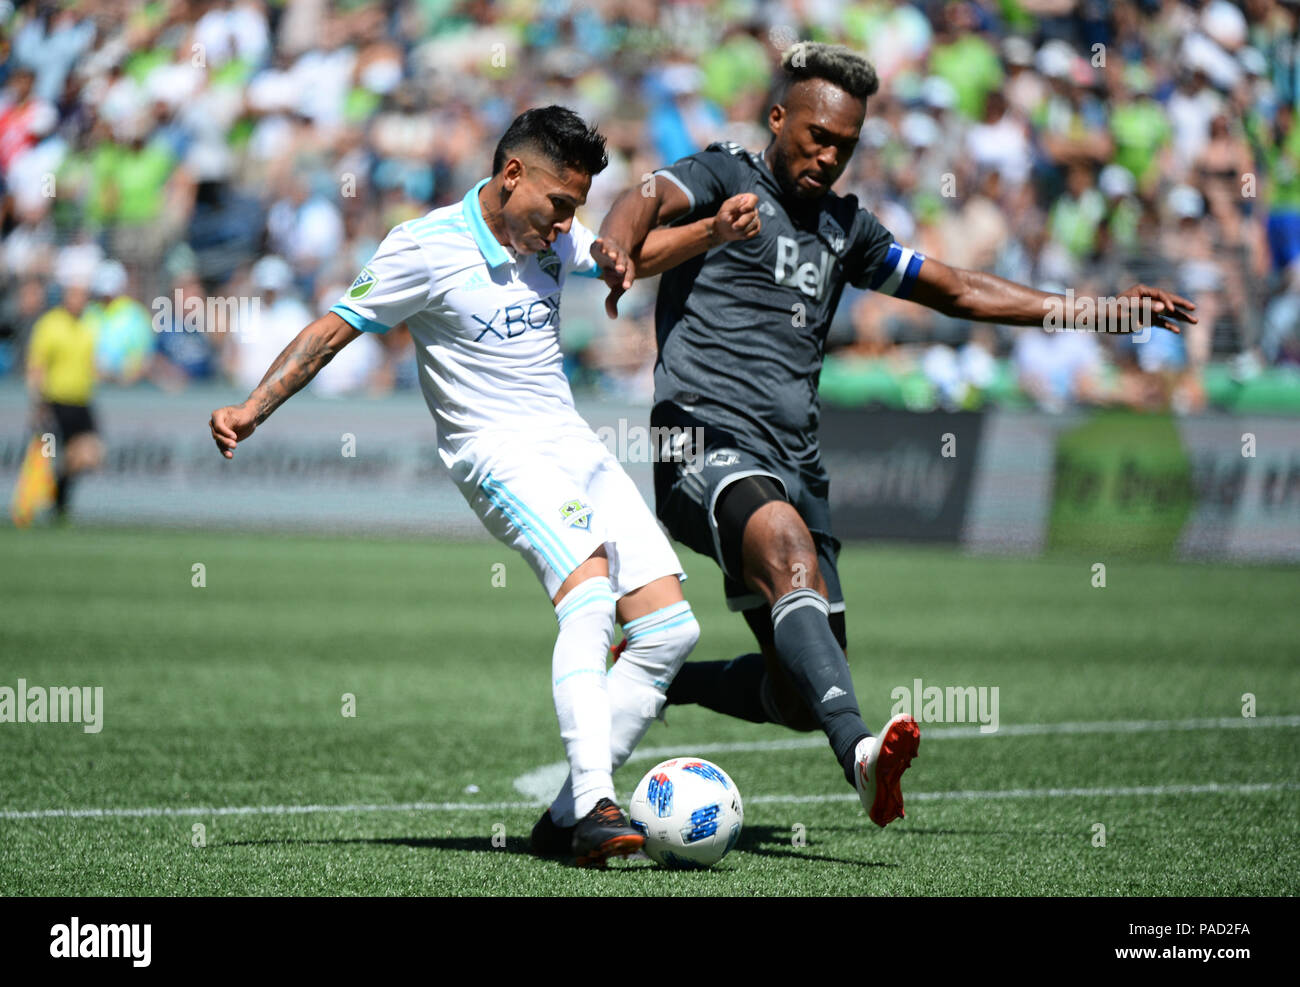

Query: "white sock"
<box><xmin>550</xmin><ymin>600</ymin><xmax>700</xmax><ymax>826</ymax></box>
<box><xmin>552</xmin><ymin>577</ymin><xmax>618</xmax><ymax>820</ymax></box>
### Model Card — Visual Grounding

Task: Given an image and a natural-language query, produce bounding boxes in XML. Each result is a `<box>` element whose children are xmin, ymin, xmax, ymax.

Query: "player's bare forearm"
<box><xmin>247</xmin><ymin>313</ymin><xmax>359</xmax><ymax>425</ymax></box>
<box><xmin>209</xmin><ymin>312</ymin><xmax>359</xmax><ymax>459</ymax></box>
<box><xmin>598</xmin><ymin>185</ymin><xmax>665</xmax><ymax>260</ymax></box>
<box><xmin>910</xmin><ymin>260</ymin><xmax>1197</xmax><ymax>333</ymax></box>
<box><xmin>636</xmin><ymin>218</ymin><xmax>720</xmax><ymax>277</ymax></box>
<box><xmin>593</xmin><ymin>186</ymin><xmax>756</xmax><ymax>317</ymax></box>
<box><xmin>637</xmin><ymin>192</ymin><xmax>760</xmax><ymax>276</ymax></box>
<box><xmin>935</xmin><ymin>267</ymin><xmax>1066</xmax><ymax>326</ymax></box>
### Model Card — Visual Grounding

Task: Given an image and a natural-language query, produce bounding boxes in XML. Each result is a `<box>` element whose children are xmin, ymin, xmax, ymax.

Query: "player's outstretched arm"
<box><xmin>908</xmin><ymin>257</ymin><xmax>1197</xmax><ymax>334</ymax></box>
<box><xmin>591</xmin><ymin>192</ymin><xmax>760</xmax><ymax>316</ymax></box>
<box><xmin>208</xmin><ymin>311</ymin><xmax>360</xmax><ymax>459</ymax></box>
<box><xmin>598</xmin><ymin>176</ymin><xmax>691</xmax><ymax>263</ymax></box>
<box><xmin>635</xmin><ymin>192</ymin><xmax>759</xmax><ymax>276</ymax></box>
<box><xmin>592</xmin><ymin>175</ymin><xmax>697</xmax><ymax>318</ymax></box>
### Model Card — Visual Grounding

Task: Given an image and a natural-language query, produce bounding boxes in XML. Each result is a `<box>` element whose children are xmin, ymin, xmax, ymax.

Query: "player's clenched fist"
<box><xmin>209</xmin><ymin>402</ymin><xmax>257</xmax><ymax>459</ymax></box>
<box><xmin>712</xmin><ymin>192</ymin><xmax>761</xmax><ymax>242</ymax></box>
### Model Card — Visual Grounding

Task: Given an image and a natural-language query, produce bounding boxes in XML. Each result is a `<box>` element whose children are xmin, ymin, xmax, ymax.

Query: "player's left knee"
<box><xmin>620</xmin><ymin>601</ymin><xmax>700</xmax><ymax>687</ymax></box>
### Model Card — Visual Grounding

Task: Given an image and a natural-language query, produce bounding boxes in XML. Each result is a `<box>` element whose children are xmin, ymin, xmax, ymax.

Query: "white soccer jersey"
<box><xmin>331</xmin><ymin>178</ymin><xmax>682</xmax><ymax>598</ymax></box>
<box><xmin>330</xmin><ymin>177</ymin><xmax>605</xmax><ymax>465</ymax></box>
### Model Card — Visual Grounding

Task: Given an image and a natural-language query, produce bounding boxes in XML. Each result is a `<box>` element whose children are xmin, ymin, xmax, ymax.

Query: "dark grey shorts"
<box><xmin>650</xmin><ymin>399</ymin><xmax>843</xmax><ymax>614</ymax></box>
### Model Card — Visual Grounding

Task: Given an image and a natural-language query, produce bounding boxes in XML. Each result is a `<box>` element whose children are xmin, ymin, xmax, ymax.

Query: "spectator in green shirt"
<box><xmin>1049</xmin><ymin>162</ymin><xmax>1106</xmax><ymax>260</ymax></box>
<box><xmin>929</xmin><ymin>4</ymin><xmax>1003</xmax><ymax>121</ymax></box>
<box><xmin>1109</xmin><ymin>68</ymin><xmax>1171</xmax><ymax>193</ymax></box>
<box><xmin>94</xmin><ymin>114</ymin><xmax>185</xmax><ymax>302</ymax></box>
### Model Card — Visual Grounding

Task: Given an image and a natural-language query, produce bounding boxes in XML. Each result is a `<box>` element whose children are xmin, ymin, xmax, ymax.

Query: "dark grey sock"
<box><xmin>666</xmin><ymin>653</ymin><xmax>770</xmax><ymax>724</ymax></box>
<box><xmin>771</xmin><ymin>588</ymin><xmax>871</xmax><ymax>785</ymax></box>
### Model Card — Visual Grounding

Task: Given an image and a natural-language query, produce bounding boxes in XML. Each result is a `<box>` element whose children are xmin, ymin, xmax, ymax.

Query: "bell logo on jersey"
<box><xmin>348</xmin><ymin>268</ymin><xmax>376</xmax><ymax>300</ymax></box>
<box><xmin>537</xmin><ymin>247</ymin><xmax>562</xmax><ymax>283</ymax></box>
<box><xmin>774</xmin><ymin>236</ymin><xmax>833</xmax><ymax>300</ymax></box>
<box><xmin>559</xmin><ymin>499</ymin><xmax>593</xmax><ymax>529</ymax></box>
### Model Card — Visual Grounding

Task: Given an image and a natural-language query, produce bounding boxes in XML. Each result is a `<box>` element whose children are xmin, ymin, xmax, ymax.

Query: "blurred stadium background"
<box><xmin>3</xmin><ymin>0</ymin><xmax>1299</xmax><ymax>557</ymax></box>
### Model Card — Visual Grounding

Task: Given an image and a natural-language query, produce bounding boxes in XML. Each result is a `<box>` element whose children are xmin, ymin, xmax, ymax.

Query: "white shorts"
<box><xmin>448</xmin><ymin>427</ymin><xmax>684</xmax><ymax>602</ymax></box>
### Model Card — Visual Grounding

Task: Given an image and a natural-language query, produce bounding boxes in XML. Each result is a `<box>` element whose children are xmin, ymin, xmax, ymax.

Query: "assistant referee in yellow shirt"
<box><xmin>25</xmin><ymin>282</ymin><xmax>104</xmax><ymax>519</ymax></box>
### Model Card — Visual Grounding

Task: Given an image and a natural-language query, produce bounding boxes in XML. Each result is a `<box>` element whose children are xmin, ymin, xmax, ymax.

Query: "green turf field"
<box><xmin>1</xmin><ymin>526</ymin><xmax>1296</xmax><ymax>896</ymax></box>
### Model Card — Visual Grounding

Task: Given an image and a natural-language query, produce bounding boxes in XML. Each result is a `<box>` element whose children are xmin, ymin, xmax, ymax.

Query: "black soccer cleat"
<box><xmin>529</xmin><ymin>808</ymin><xmax>576</xmax><ymax>859</ymax></box>
<box><xmin>571</xmin><ymin>798</ymin><xmax>645</xmax><ymax>868</ymax></box>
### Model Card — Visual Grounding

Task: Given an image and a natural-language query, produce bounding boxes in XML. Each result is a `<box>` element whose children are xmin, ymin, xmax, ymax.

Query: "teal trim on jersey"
<box><xmin>462</xmin><ymin>177</ymin><xmax>511</xmax><ymax>270</ymax></box>
<box><xmin>481</xmin><ymin>477</ymin><xmax>566</xmax><ymax>577</ymax></box>
<box><xmin>484</xmin><ymin>473</ymin><xmax>582</xmax><ymax>573</ymax></box>
<box><xmin>407</xmin><ymin>214</ymin><xmax>469</xmax><ymax>240</ymax></box>
<box><xmin>330</xmin><ymin>303</ymin><xmax>389</xmax><ymax>334</ymax></box>
<box><xmin>497</xmin><ymin>480</ymin><xmax>583</xmax><ymax>573</ymax></box>
<box><xmin>407</xmin><ymin>221</ymin><xmax>466</xmax><ymax>241</ymax></box>
<box><xmin>481</xmin><ymin>473</ymin><xmax>579</xmax><ymax>577</ymax></box>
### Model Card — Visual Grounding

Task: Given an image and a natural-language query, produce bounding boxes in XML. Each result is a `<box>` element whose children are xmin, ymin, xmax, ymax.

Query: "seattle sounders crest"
<box><xmin>559</xmin><ymin>499</ymin><xmax>592</xmax><ymax>529</ymax></box>
<box><xmin>538</xmin><ymin>248</ymin><xmax>562</xmax><ymax>282</ymax></box>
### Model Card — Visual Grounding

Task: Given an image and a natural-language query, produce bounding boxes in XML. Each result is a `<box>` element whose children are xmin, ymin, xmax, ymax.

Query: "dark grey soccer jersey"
<box><xmin>653</xmin><ymin>141</ymin><xmax>924</xmax><ymax>475</ymax></box>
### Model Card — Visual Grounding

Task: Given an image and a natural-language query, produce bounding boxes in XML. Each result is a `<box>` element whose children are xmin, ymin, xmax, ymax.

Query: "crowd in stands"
<box><xmin>3</xmin><ymin>0</ymin><xmax>1300</xmax><ymax>414</ymax></box>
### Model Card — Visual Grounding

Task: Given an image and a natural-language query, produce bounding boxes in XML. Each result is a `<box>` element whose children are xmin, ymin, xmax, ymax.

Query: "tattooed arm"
<box><xmin>209</xmin><ymin>312</ymin><xmax>360</xmax><ymax>459</ymax></box>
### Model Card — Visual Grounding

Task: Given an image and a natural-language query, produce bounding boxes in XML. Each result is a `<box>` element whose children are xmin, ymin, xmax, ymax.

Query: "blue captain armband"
<box><xmin>867</xmin><ymin>244</ymin><xmax>925</xmax><ymax>300</ymax></box>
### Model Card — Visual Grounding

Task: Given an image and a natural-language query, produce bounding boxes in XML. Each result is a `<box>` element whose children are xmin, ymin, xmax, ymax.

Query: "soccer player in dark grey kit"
<box><xmin>593</xmin><ymin>43</ymin><xmax>1195</xmax><ymax>827</ymax></box>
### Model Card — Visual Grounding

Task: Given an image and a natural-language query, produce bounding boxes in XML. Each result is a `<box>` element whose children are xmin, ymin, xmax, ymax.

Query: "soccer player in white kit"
<box><xmin>208</xmin><ymin>106</ymin><xmax>761</xmax><ymax>866</ymax></box>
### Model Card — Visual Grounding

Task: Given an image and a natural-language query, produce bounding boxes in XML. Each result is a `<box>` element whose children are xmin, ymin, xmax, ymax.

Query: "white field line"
<box><xmin>3</xmin><ymin>783</ymin><xmax>1297</xmax><ymax>822</ymax></box>
<box><xmin>746</xmin><ymin>782</ymin><xmax>1300</xmax><ymax>806</ymax></box>
<box><xmin>631</xmin><ymin>714</ymin><xmax>1300</xmax><ymax>755</ymax></box>
<box><xmin>0</xmin><ymin>800</ymin><xmax>538</xmax><ymax>821</ymax></box>
<box><xmin>509</xmin><ymin>714</ymin><xmax>1300</xmax><ymax>799</ymax></box>
<box><xmin>2</xmin><ymin>715</ymin><xmax>1296</xmax><ymax>822</ymax></box>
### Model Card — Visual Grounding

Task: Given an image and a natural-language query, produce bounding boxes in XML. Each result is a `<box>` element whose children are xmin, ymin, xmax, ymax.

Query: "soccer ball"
<box><xmin>629</xmin><ymin>757</ymin><xmax>743</xmax><ymax>868</ymax></box>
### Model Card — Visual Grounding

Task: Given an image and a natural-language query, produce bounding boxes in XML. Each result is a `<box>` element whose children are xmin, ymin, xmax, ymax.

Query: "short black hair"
<box><xmin>776</xmin><ymin>43</ymin><xmax>879</xmax><ymax>104</ymax></box>
<box><xmin>491</xmin><ymin>106</ymin><xmax>608</xmax><ymax>177</ymax></box>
